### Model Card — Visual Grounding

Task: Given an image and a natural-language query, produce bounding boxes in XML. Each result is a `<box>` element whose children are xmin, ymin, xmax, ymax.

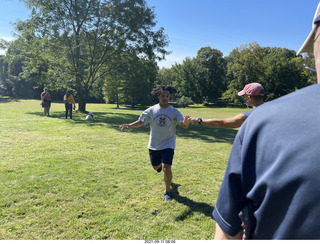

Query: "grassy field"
<box><xmin>0</xmin><ymin>97</ymin><xmax>249</xmax><ymax>240</ymax></box>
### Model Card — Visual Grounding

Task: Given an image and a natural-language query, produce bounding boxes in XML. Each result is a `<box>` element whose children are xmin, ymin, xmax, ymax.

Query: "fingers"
<box><xmin>183</xmin><ymin>115</ymin><xmax>191</xmax><ymax>125</ymax></box>
<box><xmin>120</xmin><ymin>124</ymin><xmax>128</xmax><ymax>131</ymax></box>
<box><xmin>188</xmin><ymin>117</ymin><xmax>198</xmax><ymax>124</ymax></box>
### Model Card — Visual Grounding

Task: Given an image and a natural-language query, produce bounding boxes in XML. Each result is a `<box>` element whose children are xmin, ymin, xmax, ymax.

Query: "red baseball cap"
<box><xmin>238</xmin><ymin>83</ymin><xmax>264</xmax><ymax>96</ymax></box>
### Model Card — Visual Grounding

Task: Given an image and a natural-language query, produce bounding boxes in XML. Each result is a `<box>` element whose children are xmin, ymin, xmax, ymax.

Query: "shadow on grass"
<box><xmin>27</xmin><ymin>111</ymin><xmax>150</xmax><ymax>132</ymax></box>
<box><xmin>177</xmin><ymin>123</ymin><xmax>237</xmax><ymax>144</ymax></box>
<box><xmin>0</xmin><ymin>97</ymin><xmax>20</xmax><ymax>103</ymax></box>
<box><xmin>171</xmin><ymin>183</ymin><xmax>214</xmax><ymax>221</ymax></box>
<box><xmin>27</xmin><ymin>111</ymin><xmax>238</xmax><ymax>144</ymax></box>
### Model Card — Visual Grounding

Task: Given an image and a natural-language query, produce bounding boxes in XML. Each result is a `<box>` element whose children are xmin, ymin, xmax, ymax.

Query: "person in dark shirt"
<box><xmin>40</xmin><ymin>87</ymin><xmax>52</xmax><ymax>116</ymax></box>
<box><xmin>189</xmin><ymin>83</ymin><xmax>264</xmax><ymax>128</ymax></box>
<box><xmin>213</xmin><ymin>2</ymin><xmax>320</xmax><ymax>239</ymax></box>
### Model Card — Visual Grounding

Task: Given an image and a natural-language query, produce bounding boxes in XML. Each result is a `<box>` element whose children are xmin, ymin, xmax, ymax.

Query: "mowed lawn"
<box><xmin>0</xmin><ymin>98</ymin><xmax>248</xmax><ymax>240</ymax></box>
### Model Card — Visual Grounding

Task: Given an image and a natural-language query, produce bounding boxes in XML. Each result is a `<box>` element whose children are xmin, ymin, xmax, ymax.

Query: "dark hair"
<box><xmin>151</xmin><ymin>85</ymin><xmax>177</xmax><ymax>97</ymax></box>
<box><xmin>66</xmin><ymin>89</ymin><xmax>72</xmax><ymax>98</ymax></box>
<box><xmin>250</xmin><ymin>95</ymin><xmax>264</xmax><ymax>102</ymax></box>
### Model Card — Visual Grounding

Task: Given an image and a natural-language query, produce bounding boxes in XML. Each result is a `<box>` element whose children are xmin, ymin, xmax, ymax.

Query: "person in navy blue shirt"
<box><xmin>213</xmin><ymin>2</ymin><xmax>320</xmax><ymax>239</ymax></box>
<box><xmin>189</xmin><ymin>83</ymin><xmax>264</xmax><ymax>128</ymax></box>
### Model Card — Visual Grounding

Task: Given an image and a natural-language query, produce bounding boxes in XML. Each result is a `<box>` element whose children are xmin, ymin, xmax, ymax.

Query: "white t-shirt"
<box><xmin>139</xmin><ymin>104</ymin><xmax>184</xmax><ymax>150</ymax></box>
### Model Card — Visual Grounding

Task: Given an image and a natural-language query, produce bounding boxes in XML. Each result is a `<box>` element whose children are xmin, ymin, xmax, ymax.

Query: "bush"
<box><xmin>177</xmin><ymin>96</ymin><xmax>193</xmax><ymax>107</ymax></box>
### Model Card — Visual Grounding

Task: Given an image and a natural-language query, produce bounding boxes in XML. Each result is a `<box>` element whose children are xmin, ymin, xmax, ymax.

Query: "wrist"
<box><xmin>198</xmin><ymin>118</ymin><xmax>203</xmax><ymax>124</ymax></box>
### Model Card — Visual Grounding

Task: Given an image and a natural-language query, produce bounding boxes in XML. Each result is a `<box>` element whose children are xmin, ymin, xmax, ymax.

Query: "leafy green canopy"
<box><xmin>15</xmin><ymin>0</ymin><xmax>169</xmax><ymax>111</ymax></box>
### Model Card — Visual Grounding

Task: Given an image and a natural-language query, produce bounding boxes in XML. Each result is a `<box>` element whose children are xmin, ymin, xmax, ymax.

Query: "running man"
<box><xmin>120</xmin><ymin>85</ymin><xmax>190</xmax><ymax>201</ymax></box>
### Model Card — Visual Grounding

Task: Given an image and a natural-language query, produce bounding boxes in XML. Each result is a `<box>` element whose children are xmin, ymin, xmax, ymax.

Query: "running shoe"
<box><xmin>164</xmin><ymin>191</ymin><xmax>172</xmax><ymax>201</ymax></box>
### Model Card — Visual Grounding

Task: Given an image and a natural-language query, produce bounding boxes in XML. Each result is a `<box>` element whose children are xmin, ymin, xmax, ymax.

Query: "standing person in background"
<box><xmin>120</xmin><ymin>85</ymin><xmax>190</xmax><ymax>202</ymax></box>
<box><xmin>189</xmin><ymin>83</ymin><xmax>264</xmax><ymax>128</ymax></box>
<box><xmin>41</xmin><ymin>87</ymin><xmax>52</xmax><ymax>116</ymax></box>
<box><xmin>64</xmin><ymin>89</ymin><xmax>76</xmax><ymax>119</ymax></box>
<box><xmin>213</xmin><ymin>2</ymin><xmax>320</xmax><ymax>239</ymax></box>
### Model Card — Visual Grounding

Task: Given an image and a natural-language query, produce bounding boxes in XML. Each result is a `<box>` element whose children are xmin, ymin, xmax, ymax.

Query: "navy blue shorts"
<box><xmin>149</xmin><ymin>148</ymin><xmax>175</xmax><ymax>166</ymax></box>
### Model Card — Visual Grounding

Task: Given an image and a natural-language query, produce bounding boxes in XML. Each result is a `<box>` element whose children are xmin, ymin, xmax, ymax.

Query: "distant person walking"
<box><xmin>64</xmin><ymin>89</ymin><xmax>76</xmax><ymax>119</ymax></box>
<box><xmin>120</xmin><ymin>85</ymin><xmax>190</xmax><ymax>201</ymax></box>
<box><xmin>189</xmin><ymin>83</ymin><xmax>264</xmax><ymax>128</ymax></box>
<box><xmin>40</xmin><ymin>87</ymin><xmax>52</xmax><ymax>116</ymax></box>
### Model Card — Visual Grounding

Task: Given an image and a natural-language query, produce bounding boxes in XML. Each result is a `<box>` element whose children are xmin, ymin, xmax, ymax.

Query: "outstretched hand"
<box><xmin>120</xmin><ymin>124</ymin><xmax>130</xmax><ymax>131</ymax></box>
<box><xmin>181</xmin><ymin>115</ymin><xmax>190</xmax><ymax>128</ymax></box>
<box><xmin>188</xmin><ymin>117</ymin><xmax>199</xmax><ymax>125</ymax></box>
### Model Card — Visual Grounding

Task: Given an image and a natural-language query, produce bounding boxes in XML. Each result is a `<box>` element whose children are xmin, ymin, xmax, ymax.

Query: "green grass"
<box><xmin>0</xmin><ymin>98</ymin><xmax>249</xmax><ymax>240</ymax></box>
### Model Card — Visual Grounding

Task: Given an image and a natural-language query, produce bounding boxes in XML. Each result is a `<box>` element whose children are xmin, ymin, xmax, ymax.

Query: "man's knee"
<box><xmin>162</xmin><ymin>163</ymin><xmax>171</xmax><ymax>172</ymax></box>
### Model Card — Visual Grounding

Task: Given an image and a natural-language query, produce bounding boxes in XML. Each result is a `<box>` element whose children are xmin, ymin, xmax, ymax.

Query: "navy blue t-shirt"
<box><xmin>242</xmin><ymin>109</ymin><xmax>253</xmax><ymax>118</ymax></box>
<box><xmin>213</xmin><ymin>84</ymin><xmax>320</xmax><ymax>239</ymax></box>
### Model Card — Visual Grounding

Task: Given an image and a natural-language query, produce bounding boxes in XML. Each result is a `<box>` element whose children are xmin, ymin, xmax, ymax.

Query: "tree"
<box><xmin>195</xmin><ymin>47</ymin><xmax>227</xmax><ymax>103</ymax></box>
<box><xmin>223</xmin><ymin>43</ymin><xmax>311</xmax><ymax>104</ymax></box>
<box><xmin>17</xmin><ymin>0</ymin><xmax>169</xmax><ymax>112</ymax></box>
<box><xmin>103</xmin><ymin>52</ymin><xmax>157</xmax><ymax>108</ymax></box>
<box><xmin>222</xmin><ymin>42</ymin><xmax>266</xmax><ymax>104</ymax></box>
<box><xmin>0</xmin><ymin>39</ymin><xmax>43</xmax><ymax>98</ymax></box>
<box><xmin>262</xmin><ymin>47</ymin><xmax>309</xmax><ymax>101</ymax></box>
<box><xmin>155</xmin><ymin>67</ymin><xmax>176</xmax><ymax>86</ymax></box>
<box><xmin>121</xmin><ymin>57</ymin><xmax>157</xmax><ymax>108</ymax></box>
<box><xmin>169</xmin><ymin>47</ymin><xmax>227</xmax><ymax>104</ymax></box>
<box><xmin>171</xmin><ymin>58</ymin><xmax>203</xmax><ymax>104</ymax></box>
<box><xmin>176</xmin><ymin>96</ymin><xmax>193</xmax><ymax>108</ymax></box>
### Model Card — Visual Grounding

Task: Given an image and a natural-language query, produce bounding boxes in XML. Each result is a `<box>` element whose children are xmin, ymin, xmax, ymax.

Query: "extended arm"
<box><xmin>120</xmin><ymin>120</ymin><xmax>143</xmax><ymax>131</ymax></box>
<box><xmin>189</xmin><ymin>113</ymin><xmax>246</xmax><ymax>129</ymax></box>
<box><xmin>71</xmin><ymin>95</ymin><xmax>76</xmax><ymax>109</ymax></box>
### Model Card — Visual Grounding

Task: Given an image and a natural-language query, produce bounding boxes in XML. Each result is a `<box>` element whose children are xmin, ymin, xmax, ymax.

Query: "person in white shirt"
<box><xmin>120</xmin><ymin>85</ymin><xmax>190</xmax><ymax>201</ymax></box>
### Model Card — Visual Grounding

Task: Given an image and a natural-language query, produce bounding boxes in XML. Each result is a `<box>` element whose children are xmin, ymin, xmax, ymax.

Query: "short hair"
<box><xmin>250</xmin><ymin>95</ymin><xmax>264</xmax><ymax>102</ymax></box>
<box><xmin>151</xmin><ymin>85</ymin><xmax>177</xmax><ymax>97</ymax></box>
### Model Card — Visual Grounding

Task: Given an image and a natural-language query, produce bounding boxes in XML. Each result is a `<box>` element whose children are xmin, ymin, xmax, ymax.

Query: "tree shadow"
<box><xmin>27</xmin><ymin>111</ymin><xmax>150</xmax><ymax>132</ymax></box>
<box><xmin>0</xmin><ymin>97</ymin><xmax>20</xmax><ymax>103</ymax></box>
<box><xmin>171</xmin><ymin>183</ymin><xmax>214</xmax><ymax>221</ymax></box>
<box><xmin>177</xmin><ymin>124</ymin><xmax>237</xmax><ymax>144</ymax></box>
<box><xmin>27</xmin><ymin>111</ymin><xmax>238</xmax><ymax>144</ymax></box>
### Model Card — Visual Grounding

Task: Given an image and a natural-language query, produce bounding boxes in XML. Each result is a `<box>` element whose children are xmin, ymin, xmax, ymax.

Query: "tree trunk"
<box><xmin>76</xmin><ymin>84</ymin><xmax>87</xmax><ymax>113</ymax></box>
<box><xmin>78</xmin><ymin>97</ymin><xmax>87</xmax><ymax>113</ymax></box>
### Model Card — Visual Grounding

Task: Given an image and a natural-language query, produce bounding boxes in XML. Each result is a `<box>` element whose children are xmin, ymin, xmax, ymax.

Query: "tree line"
<box><xmin>0</xmin><ymin>0</ymin><xmax>315</xmax><ymax>110</ymax></box>
<box><xmin>157</xmin><ymin>43</ymin><xmax>315</xmax><ymax>106</ymax></box>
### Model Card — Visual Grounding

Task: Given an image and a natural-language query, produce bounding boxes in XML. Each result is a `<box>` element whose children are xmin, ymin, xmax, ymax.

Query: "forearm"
<box><xmin>214</xmin><ymin>223</ymin><xmax>243</xmax><ymax>240</ymax></box>
<box><xmin>120</xmin><ymin>120</ymin><xmax>143</xmax><ymax>131</ymax></box>
<box><xmin>128</xmin><ymin>120</ymin><xmax>143</xmax><ymax>128</ymax></box>
<box><xmin>202</xmin><ymin>118</ymin><xmax>238</xmax><ymax>128</ymax></box>
<box><xmin>190</xmin><ymin>115</ymin><xmax>244</xmax><ymax>129</ymax></box>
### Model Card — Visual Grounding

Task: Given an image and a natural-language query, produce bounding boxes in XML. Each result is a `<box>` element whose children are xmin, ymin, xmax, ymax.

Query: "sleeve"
<box><xmin>138</xmin><ymin>108</ymin><xmax>151</xmax><ymax>125</ymax></box>
<box><xmin>175</xmin><ymin>109</ymin><xmax>184</xmax><ymax>126</ymax></box>
<box><xmin>71</xmin><ymin>95</ymin><xmax>75</xmax><ymax>105</ymax></box>
<box><xmin>212</xmin><ymin>134</ymin><xmax>247</xmax><ymax>236</ymax></box>
<box><xmin>242</xmin><ymin>111</ymin><xmax>250</xmax><ymax>118</ymax></box>
<box><xmin>242</xmin><ymin>109</ymin><xmax>253</xmax><ymax>119</ymax></box>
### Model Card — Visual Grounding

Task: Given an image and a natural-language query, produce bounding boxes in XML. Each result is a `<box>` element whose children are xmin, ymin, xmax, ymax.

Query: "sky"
<box><xmin>0</xmin><ymin>0</ymin><xmax>319</xmax><ymax>68</ymax></box>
